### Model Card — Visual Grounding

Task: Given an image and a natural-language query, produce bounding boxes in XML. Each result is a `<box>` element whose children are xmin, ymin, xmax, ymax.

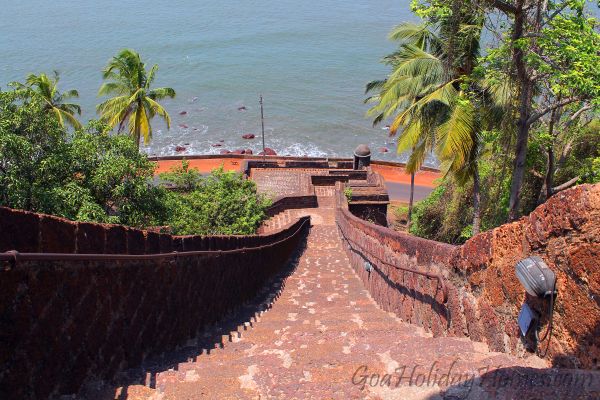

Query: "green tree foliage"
<box><xmin>15</xmin><ymin>71</ymin><xmax>82</xmax><ymax>130</ymax></box>
<box><xmin>0</xmin><ymin>88</ymin><xmax>72</xmax><ymax>211</ymax></box>
<box><xmin>159</xmin><ymin>164</ymin><xmax>271</xmax><ymax>235</ymax></box>
<box><xmin>475</xmin><ymin>0</ymin><xmax>600</xmax><ymax>219</ymax></box>
<box><xmin>158</xmin><ymin>159</ymin><xmax>203</xmax><ymax>192</ymax></box>
<box><xmin>371</xmin><ymin>0</ymin><xmax>600</xmax><ymax>243</ymax></box>
<box><xmin>97</xmin><ymin>49</ymin><xmax>176</xmax><ymax>147</ymax></box>
<box><xmin>1</xmin><ymin>88</ymin><xmax>271</xmax><ymax>235</ymax></box>
<box><xmin>366</xmin><ymin>5</ymin><xmax>504</xmax><ymax>234</ymax></box>
<box><xmin>0</xmin><ymin>87</ymin><xmax>165</xmax><ymax>226</ymax></box>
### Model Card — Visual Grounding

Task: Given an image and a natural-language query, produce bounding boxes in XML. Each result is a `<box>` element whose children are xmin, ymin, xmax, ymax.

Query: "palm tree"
<box><xmin>366</xmin><ymin>22</ymin><xmax>453</xmax><ymax>229</ymax></box>
<box><xmin>366</xmin><ymin>10</ymin><xmax>492</xmax><ymax>236</ymax></box>
<box><xmin>97</xmin><ymin>49</ymin><xmax>176</xmax><ymax>147</ymax></box>
<box><xmin>22</xmin><ymin>71</ymin><xmax>82</xmax><ymax>130</ymax></box>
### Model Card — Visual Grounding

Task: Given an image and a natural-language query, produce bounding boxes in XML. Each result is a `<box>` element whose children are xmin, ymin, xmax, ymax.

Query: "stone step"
<box><xmin>95</xmin><ymin>208</ymin><xmax>552</xmax><ymax>400</ymax></box>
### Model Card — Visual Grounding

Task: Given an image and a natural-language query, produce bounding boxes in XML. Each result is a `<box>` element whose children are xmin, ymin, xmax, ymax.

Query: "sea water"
<box><xmin>0</xmin><ymin>0</ymin><xmax>438</xmax><ymax>164</ymax></box>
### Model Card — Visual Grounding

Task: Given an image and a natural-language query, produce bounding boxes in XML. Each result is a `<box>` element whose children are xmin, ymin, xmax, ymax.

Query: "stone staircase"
<box><xmin>83</xmin><ymin>200</ymin><xmax>566</xmax><ymax>400</ymax></box>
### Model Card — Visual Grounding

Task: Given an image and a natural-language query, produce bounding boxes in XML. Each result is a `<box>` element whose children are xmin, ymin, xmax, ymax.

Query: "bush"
<box><xmin>0</xmin><ymin>88</ymin><xmax>166</xmax><ymax>226</ymax></box>
<box><xmin>159</xmin><ymin>163</ymin><xmax>271</xmax><ymax>235</ymax></box>
<box><xmin>409</xmin><ymin>183</ymin><xmax>474</xmax><ymax>244</ymax></box>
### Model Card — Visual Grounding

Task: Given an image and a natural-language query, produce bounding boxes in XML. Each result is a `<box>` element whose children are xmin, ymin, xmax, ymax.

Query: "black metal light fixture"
<box><xmin>515</xmin><ymin>256</ymin><xmax>558</xmax><ymax>354</ymax></box>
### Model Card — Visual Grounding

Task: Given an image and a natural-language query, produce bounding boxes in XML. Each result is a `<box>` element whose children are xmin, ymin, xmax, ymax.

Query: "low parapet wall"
<box><xmin>335</xmin><ymin>182</ymin><xmax>600</xmax><ymax>369</ymax></box>
<box><xmin>335</xmin><ymin>182</ymin><xmax>457</xmax><ymax>336</ymax></box>
<box><xmin>0</xmin><ymin>207</ymin><xmax>310</xmax><ymax>399</ymax></box>
<box><xmin>265</xmin><ymin>195</ymin><xmax>319</xmax><ymax>217</ymax></box>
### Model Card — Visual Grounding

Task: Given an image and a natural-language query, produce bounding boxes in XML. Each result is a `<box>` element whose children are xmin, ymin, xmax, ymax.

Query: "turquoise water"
<box><xmin>0</xmin><ymin>1</ymin><xmax>432</xmax><ymax>162</ymax></box>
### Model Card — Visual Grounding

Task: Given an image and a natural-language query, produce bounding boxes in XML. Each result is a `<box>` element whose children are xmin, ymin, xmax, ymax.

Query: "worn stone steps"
<box><xmin>94</xmin><ymin>204</ymin><xmax>551</xmax><ymax>400</ymax></box>
<box><xmin>83</xmin><ymin>200</ymin><xmax>585</xmax><ymax>400</ymax></box>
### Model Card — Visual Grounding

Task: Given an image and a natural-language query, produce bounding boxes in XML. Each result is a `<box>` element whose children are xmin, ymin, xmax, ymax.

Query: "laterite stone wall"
<box><xmin>0</xmin><ymin>207</ymin><xmax>310</xmax><ymax>399</ymax></box>
<box><xmin>336</xmin><ymin>182</ymin><xmax>600</xmax><ymax>369</ymax></box>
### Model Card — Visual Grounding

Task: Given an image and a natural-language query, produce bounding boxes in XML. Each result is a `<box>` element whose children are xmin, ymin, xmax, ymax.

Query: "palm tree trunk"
<box><xmin>407</xmin><ymin>172</ymin><xmax>415</xmax><ymax>230</ymax></box>
<box><xmin>135</xmin><ymin>102</ymin><xmax>142</xmax><ymax>147</ymax></box>
<box><xmin>472</xmin><ymin>167</ymin><xmax>481</xmax><ymax>236</ymax></box>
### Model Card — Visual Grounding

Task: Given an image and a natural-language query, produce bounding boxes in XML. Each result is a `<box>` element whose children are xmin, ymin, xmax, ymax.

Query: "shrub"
<box><xmin>160</xmin><ymin>164</ymin><xmax>271</xmax><ymax>235</ymax></box>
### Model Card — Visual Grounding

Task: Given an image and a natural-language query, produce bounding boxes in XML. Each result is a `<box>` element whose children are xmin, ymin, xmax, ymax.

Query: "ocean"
<box><xmin>0</xmin><ymin>0</ymin><xmax>438</xmax><ymax>164</ymax></box>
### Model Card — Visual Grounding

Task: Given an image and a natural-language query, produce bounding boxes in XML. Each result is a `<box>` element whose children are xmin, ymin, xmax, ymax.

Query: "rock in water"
<box><xmin>220</xmin><ymin>149</ymin><xmax>231</xmax><ymax>155</ymax></box>
<box><xmin>238</xmin><ymin>106</ymin><xmax>247</xmax><ymax>111</ymax></box>
<box><xmin>175</xmin><ymin>146</ymin><xmax>186</xmax><ymax>152</ymax></box>
<box><xmin>212</xmin><ymin>143</ymin><xmax>222</xmax><ymax>147</ymax></box>
<box><xmin>179</xmin><ymin>111</ymin><xmax>187</xmax><ymax>115</ymax></box>
<box><xmin>378</xmin><ymin>147</ymin><xmax>389</xmax><ymax>153</ymax></box>
<box><xmin>242</xmin><ymin>134</ymin><xmax>255</xmax><ymax>139</ymax></box>
<box><xmin>231</xmin><ymin>149</ymin><xmax>245</xmax><ymax>155</ymax></box>
<box><xmin>244</xmin><ymin>149</ymin><xmax>253</xmax><ymax>155</ymax></box>
<box><xmin>259</xmin><ymin>148</ymin><xmax>277</xmax><ymax>156</ymax></box>
<box><xmin>178</xmin><ymin>124</ymin><xmax>188</xmax><ymax>129</ymax></box>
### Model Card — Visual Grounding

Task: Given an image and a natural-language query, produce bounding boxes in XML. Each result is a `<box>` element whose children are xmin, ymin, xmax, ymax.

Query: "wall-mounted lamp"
<box><xmin>515</xmin><ymin>256</ymin><xmax>557</xmax><ymax>354</ymax></box>
<box><xmin>515</xmin><ymin>256</ymin><xmax>557</xmax><ymax>298</ymax></box>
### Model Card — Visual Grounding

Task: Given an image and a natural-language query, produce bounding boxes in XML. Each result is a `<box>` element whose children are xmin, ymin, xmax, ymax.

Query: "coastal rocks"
<box><xmin>238</xmin><ymin>106</ymin><xmax>247</xmax><ymax>111</ymax></box>
<box><xmin>242</xmin><ymin>134</ymin><xmax>255</xmax><ymax>139</ymax></box>
<box><xmin>258</xmin><ymin>148</ymin><xmax>277</xmax><ymax>156</ymax></box>
<box><xmin>179</xmin><ymin>111</ymin><xmax>187</xmax><ymax>116</ymax></box>
<box><xmin>228</xmin><ymin>149</ymin><xmax>253</xmax><ymax>155</ymax></box>
<box><xmin>175</xmin><ymin>146</ymin><xmax>186</xmax><ymax>152</ymax></box>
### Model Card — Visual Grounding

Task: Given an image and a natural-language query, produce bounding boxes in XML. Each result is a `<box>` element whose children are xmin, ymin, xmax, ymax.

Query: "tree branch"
<box><xmin>527</xmin><ymin>97</ymin><xmax>581</xmax><ymax>126</ymax></box>
<box><xmin>552</xmin><ymin>176</ymin><xmax>580</xmax><ymax>193</ymax></box>
<box><xmin>542</xmin><ymin>3</ymin><xmax>570</xmax><ymax>28</ymax></box>
<box><xmin>566</xmin><ymin>105</ymin><xmax>592</xmax><ymax>126</ymax></box>
<box><xmin>530</xmin><ymin>169</ymin><xmax>544</xmax><ymax>178</ymax></box>
<box><xmin>490</xmin><ymin>0</ymin><xmax>517</xmax><ymax>14</ymax></box>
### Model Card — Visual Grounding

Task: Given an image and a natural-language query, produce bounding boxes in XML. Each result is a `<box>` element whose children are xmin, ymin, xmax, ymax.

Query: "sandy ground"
<box><xmin>153</xmin><ymin>158</ymin><xmax>244</xmax><ymax>174</ymax></box>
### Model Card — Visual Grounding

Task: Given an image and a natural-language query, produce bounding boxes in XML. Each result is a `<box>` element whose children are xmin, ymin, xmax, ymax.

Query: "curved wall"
<box><xmin>335</xmin><ymin>182</ymin><xmax>600</xmax><ymax>369</ymax></box>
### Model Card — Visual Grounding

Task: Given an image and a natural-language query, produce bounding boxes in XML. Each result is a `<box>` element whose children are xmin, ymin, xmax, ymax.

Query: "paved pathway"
<box><xmin>89</xmin><ymin>194</ymin><xmax>557</xmax><ymax>400</ymax></box>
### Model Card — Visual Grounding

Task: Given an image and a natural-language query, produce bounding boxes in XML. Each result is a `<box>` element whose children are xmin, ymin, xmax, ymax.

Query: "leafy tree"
<box><xmin>16</xmin><ymin>71</ymin><xmax>82</xmax><ymax>130</ymax></box>
<box><xmin>0</xmin><ymin>86</ymin><xmax>166</xmax><ymax>226</ymax></box>
<box><xmin>0</xmin><ymin>88</ymin><xmax>73</xmax><ymax>211</ymax></box>
<box><xmin>160</xmin><ymin>165</ymin><xmax>271</xmax><ymax>235</ymax></box>
<box><xmin>97</xmin><ymin>49</ymin><xmax>176</xmax><ymax>147</ymax></box>
<box><xmin>68</xmin><ymin>125</ymin><xmax>167</xmax><ymax>226</ymax></box>
<box><xmin>480</xmin><ymin>0</ymin><xmax>600</xmax><ymax>219</ymax></box>
<box><xmin>158</xmin><ymin>159</ymin><xmax>203</xmax><ymax>192</ymax></box>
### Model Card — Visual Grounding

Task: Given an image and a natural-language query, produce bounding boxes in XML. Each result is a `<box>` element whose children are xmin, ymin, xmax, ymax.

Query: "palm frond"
<box><xmin>144</xmin><ymin>97</ymin><xmax>172</xmax><ymax>129</ymax></box>
<box><xmin>436</xmin><ymin>95</ymin><xmax>476</xmax><ymax>171</ymax></box>
<box><xmin>149</xmin><ymin>87</ymin><xmax>176</xmax><ymax>100</ymax></box>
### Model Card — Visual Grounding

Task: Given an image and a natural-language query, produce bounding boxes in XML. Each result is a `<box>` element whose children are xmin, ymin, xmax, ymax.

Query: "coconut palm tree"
<box><xmin>366</xmin><ymin>11</ymin><xmax>493</xmax><ymax>235</ymax></box>
<box><xmin>97</xmin><ymin>49</ymin><xmax>176</xmax><ymax>147</ymax></box>
<box><xmin>22</xmin><ymin>71</ymin><xmax>82</xmax><ymax>130</ymax></box>
<box><xmin>366</xmin><ymin>22</ymin><xmax>449</xmax><ymax>228</ymax></box>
